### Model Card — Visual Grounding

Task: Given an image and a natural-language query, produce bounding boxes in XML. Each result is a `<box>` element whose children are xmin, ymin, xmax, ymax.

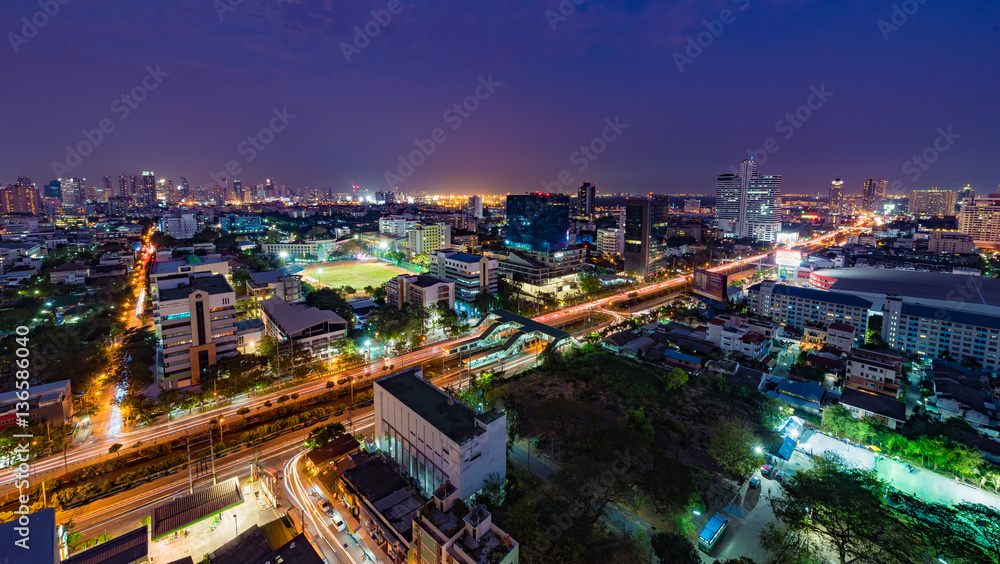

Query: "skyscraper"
<box><xmin>958</xmin><ymin>194</ymin><xmax>1000</xmax><ymax>249</ymax></box>
<box><xmin>45</xmin><ymin>180</ymin><xmax>61</xmax><ymax>200</ymax></box>
<box><xmin>908</xmin><ymin>189</ymin><xmax>957</xmax><ymax>217</ymax></box>
<box><xmin>715</xmin><ymin>158</ymin><xmax>782</xmax><ymax>241</ymax></box>
<box><xmin>141</xmin><ymin>171</ymin><xmax>156</xmax><ymax>207</ymax></box>
<box><xmin>61</xmin><ymin>177</ymin><xmax>83</xmax><ymax>205</ymax></box>
<box><xmin>505</xmin><ymin>193</ymin><xmax>571</xmax><ymax>252</ymax></box>
<box><xmin>119</xmin><ymin>173</ymin><xmax>128</xmax><ymax>198</ymax></box>
<box><xmin>103</xmin><ymin>173</ymin><xmax>113</xmax><ymax>196</ymax></box>
<box><xmin>862</xmin><ymin>178</ymin><xmax>888</xmax><ymax>213</ymax></box>
<box><xmin>577</xmin><ymin>182</ymin><xmax>596</xmax><ymax>219</ymax></box>
<box><xmin>0</xmin><ymin>183</ymin><xmax>41</xmax><ymax>214</ymax></box>
<box><xmin>466</xmin><ymin>194</ymin><xmax>483</xmax><ymax>219</ymax></box>
<box><xmin>17</xmin><ymin>176</ymin><xmax>32</xmax><ymax>189</ymax></box>
<box><xmin>829</xmin><ymin>178</ymin><xmax>844</xmax><ymax>214</ymax></box>
<box><xmin>129</xmin><ymin>173</ymin><xmax>139</xmax><ymax>199</ymax></box>
<box><xmin>624</xmin><ymin>198</ymin><xmax>650</xmax><ymax>277</ymax></box>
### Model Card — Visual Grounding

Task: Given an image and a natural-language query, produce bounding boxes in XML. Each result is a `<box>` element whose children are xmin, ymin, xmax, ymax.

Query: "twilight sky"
<box><xmin>2</xmin><ymin>0</ymin><xmax>998</xmax><ymax>196</ymax></box>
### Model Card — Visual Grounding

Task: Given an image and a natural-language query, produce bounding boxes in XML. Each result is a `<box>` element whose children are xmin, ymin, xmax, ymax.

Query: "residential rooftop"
<box><xmin>259</xmin><ymin>297</ymin><xmax>347</xmax><ymax>335</ymax></box>
<box><xmin>158</xmin><ymin>274</ymin><xmax>234</xmax><ymax>302</ymax></box>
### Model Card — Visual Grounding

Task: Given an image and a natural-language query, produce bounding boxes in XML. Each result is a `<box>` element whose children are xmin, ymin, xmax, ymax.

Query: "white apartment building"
<box><xmin>883</xmin><ymin>296</ymin><xmax>1000</xmax><ymax>373</ymax></box>
<box><xmin>261</xmin><ymin>240</ymin><xmax>339</xmax><ymax>260</ymax></box>
<box><xmin>927</xmin><ymin>231</ymin><xmax>977</xmax><ymax>254</ymax></box>
<box><xmin>748</xmin><ymin>280</ymin><xmax>871</xmax><ymax>337</ymax></box>
<box><xmin>149</xmin><ymin>254</ymin><xmax>231</xmax><ymax>299</ymax></box>
<box><xmin>154</xmin><ymin>274</ymin><xmax>239</xmax><ymax>389</ymax></box>
<box><xmin>259</xmin><ymin>297</ymin><xmax>348</xmax><ymax>360</ymax></box>
<box><xmin>958</xmin><ymin>193</ymin><xmax>1000</xmax><ymax>250</ymax></box>
<box><xmin>428</xmin><ymin>249</ymin><xmax>497</xmax><ymax>306</ymax></box>
<box><xmin>596</xmin><ymin>228</ymin><xmax>624</xmax><ymax>257</ymax></box>
<box><xmin>379</xmin><ymin>215</ymin><xmax>417</xmax><ymax>237</ymax></box>
<box><xmin>498</xmin><ymin>247</ymin><xmax>584</xmax><ymax>303</ymax></box>
<box><xmin>387</xmin><ymin>274</ymin><xmax>455</xmax><ymax>310</ymax></box>
<box><xmin>706</xmin><ymin>315</ymin><xmax>776</xmax><ymax>360</ymax></box>
<box><xmin>375</xmin><ymin>368</ymin><xmax>507</xmax><ymax>499</ymax></box>
<box><xmin>160</xmin><ymin>213</ymin><xmax>198</xmax><ymax>240</ymax></box>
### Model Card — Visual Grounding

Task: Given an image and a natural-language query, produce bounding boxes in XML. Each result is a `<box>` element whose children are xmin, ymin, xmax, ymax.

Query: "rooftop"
<box><xmin>767</xmin><ymin>282</ymin><xmax>874</xmax><ymax>309</ymax></box>
<box><xmin>839</xmin><ymin>387</ymin><xmax>907</xmax><ymax>422</ymax></box>
<box><xmin>63</xmin><ymin>526</ymin><xmax>147</xmax><ymax>564</ymax></box>
<box><xmin>306</xmin><ymin>434</ymin><xmax>360</xmax><ymax>468</ymax></box>
<box><xmin>0</xmin><ymin>508</ymin><xmax>56</xmax><ymax>564</ymax></box>
<box><xmin>259</xmin><ymin>297</ymin><xmax>347</xmax><ymax>335</ymax></box>
<box><xmin>409</xmin><ymin>274</ymin><xmax>452</xmax><ymax>288</ymax></box>
<box><xmin>439</xmin><ymin>250</ymin><xmax>488</xmax><ymax>264</ymax></box>
<box><xmin>150</xmin><ymin>477</ymin><xmax>243</xmax><ymax>540</ymax></box>
<box><xmin>899</xmin><ymin>302</ymin><xmax>1000</xmax><ymax>331</ymax></box>
<box><xmin>51</xmin><ymin>262</ymin><xmax>90</xmax><ymax>272</ymax></box>
<box><xmin>812</xmin><ymin>267</ymin><xmax>1000</xmax><ymax>308</ymax></box>
<box><xmin>158</xmin><ymin>274</ymin><xmax>234</xmax><ymax>302</ymax></box>
<box><xmin>376</xmin><ymin>368</ymin><xmax>503</xmax><ymax>445</ymax></box>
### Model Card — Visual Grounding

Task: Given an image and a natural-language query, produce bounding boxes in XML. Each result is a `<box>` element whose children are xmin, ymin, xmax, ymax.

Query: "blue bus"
<box><xmin>697</xmin><ymin>513</ymin><xmax>729</xmax><ymax>553</ymax></box>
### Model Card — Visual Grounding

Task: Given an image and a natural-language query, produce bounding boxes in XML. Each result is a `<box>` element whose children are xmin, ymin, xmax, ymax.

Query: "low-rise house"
<box><xmin>766</xmin><ymin>377</ymin><xmax>828</xmax><ymax>415</ymax></box>
<box><xmin>49</xmin><ymin>262</ymin><xmax>89</xmax><ymax>284</ymax></box>
<box><xmin>845</xmin><ymin>350</ymin><xmax>904</xmax><ymax>398</ymax></box>
<box><xmin>838</xmin><ymin>387</ymin><xmax>906</xmax><ymax>430</ymax></box>
<box><xmin>929</xmin><ymin>360</ymin><xmax>996</xmax><ymax>433</ymax></box>
<box><xmin>601</xmin><ymin>330</ymin><xmax>638</xmax><ymax>354</ymax></box>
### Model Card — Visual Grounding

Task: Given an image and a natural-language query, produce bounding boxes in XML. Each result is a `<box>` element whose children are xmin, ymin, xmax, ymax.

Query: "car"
<box><xmin>761</xmin><ymin>464</ymin><xmax>773</xmax><ymax>477</ymax></box>
<box><xmin>331</xmin><ymin>512</ymin><xmax>346</xmax><ymax>532</ymax></box>
<box><xmin>749</xmin><ymin>476</ymin><xmax>761</xmax><ymax>489</ymax></box>
<box><xmin>774</xmin><ymin>472</ymin><xmax>786</xmax><ymax>483</ymax></box>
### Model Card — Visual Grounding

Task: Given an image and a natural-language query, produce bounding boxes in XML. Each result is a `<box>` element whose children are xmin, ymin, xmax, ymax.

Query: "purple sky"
<box><xmin>1</xmin><ymin>0</ymin><xmax>998</xmax><ymax>196</ymax></box>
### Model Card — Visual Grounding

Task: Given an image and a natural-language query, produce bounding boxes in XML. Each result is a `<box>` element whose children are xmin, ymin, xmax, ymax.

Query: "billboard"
<box><xmin>693</xmin><ymin>269</ymin><xmax>728</xmax><ymax>302</ymax></box>
<box><xmin>775</xmin><ymin>250</ymin><xmax>802</xmax><ymax>266</ymax></box>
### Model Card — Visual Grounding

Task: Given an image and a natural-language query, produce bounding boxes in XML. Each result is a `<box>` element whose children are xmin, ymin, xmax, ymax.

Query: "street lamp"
<box><xmin>233</xmin><ymin>514</ymin><xmax>238</xmax><ymax>536</ymax></box>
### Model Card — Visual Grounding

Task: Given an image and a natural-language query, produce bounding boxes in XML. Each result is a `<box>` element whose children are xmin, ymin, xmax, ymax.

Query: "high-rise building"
<box><xmin>153</xmin><ymin>274</ymin><xmax>239</xmax><ymax>389</ymax></box>
<box><xmin>466</xmin><ymin>194</ymin><xmax>483</xmax><ymax>219</ymax></box>
<box><xmin>16</xmin><ymin>176</ymin><xmax>32</xmax><ymax>189</ymax></box>
<box><xmin>45</xmin><ymin>180</ymin><xmax>61</xmax><ymax>200</ymax></box>
<box><xmin>577</xmin><ymin>182</ymin><xmax>596</xmax><ymax>218</ymax></box>
<box><xmin>141</xmin><ymin>171</ymin><xmax>156</xmax><ymax>207</ymax></box>
<box><xmin>861</xmin><ymin>178</ymin><xmax>888</xmax><ymax>213</ymax></box>
<box><xmin>504</xmin><ymin>193</ymin><xmax>571</xmax><ymax>252</ymax></box>
<box><xmin>103</xmin><ymin>173</ymin><xmax>113</xmax><ymax>196</ymax></box>
<box><xmin>958</xmin><ymin>193</ymin><xmax>1000</xmax><ymax>250</ymax></box>
<box><xmin>0</xmin><ymin>184</ymin><xmax>42</xmax><ymax>214</ymax></box>
<box><xmin>597</xmin><ymin>227</ymin><xmax>624</xmax><ymax>257</ymax></box>
<box><xmin>715</xmin><ymin>159</ymin><xmax>782</xmax><ymax>241</ymax></box>
<box><xmin>624</xmin><ymin>198</ymin><xmax>650</xmax><ymax>277</ymax></box>
<box><xmin>908</xmin><ymin>189</ymin><xmax>956</xmax><ymax>217</ymax></box>
<box><xmin>118</xmin><ymin>173</ymin><xmax>128</xmax><ymax>198</ymax></box>
<box><xmin>429</xmin><ymin>249</ymin><xmax>497</xmax><ymax>308</ymax></box>
<box><xmin>408</xmin><ymin>223</ymin><xmax>451</xmax><ymax>256</ymax></box>
<box><xmin>129</xmin><ymin>173</ymin><xmax>139</xmax><ymax>198</ymax></box>
<box><xmin>61</xmin><ymin>177</ymin><xmax>83</xmax><ymax>205</ymax></box>
<box><xmin>265</xmin><ymin>178</ymin><xmax>276</xmax><ymax>198</ymax></box>
<box><xmin>829</xmin><ymin>178</ymin><xmax>844</xmax><ymax>214</ymax></box>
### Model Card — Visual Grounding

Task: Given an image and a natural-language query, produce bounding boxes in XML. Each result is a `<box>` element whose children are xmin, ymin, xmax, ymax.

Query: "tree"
<box><xmin>578</xmin><ymin>273</ymin><xmax>602</xmax><ymax>296</ymax></box>
<box><xmin>651</xmin><ymin>532</ymin><xmax>699</xmax><ymax>564</ymax></box>
<box><xmin>773</xmin><ymin>454</ymin><xmax>920</xmax><ymax>564</ymax></box>
<box><xmin>108</xmin><ymin>443</ymin><xmax>123</xmax><ymax>458</ymax></box>
<box><xmin>662</xmin><ymin>368</ymin><xmax>689</xmax><ymax>391</ymax></box>
<box><xmin>308</xmin><ymin>422</ymin><xmax>347</xmax><ymax>448</ymax></box>
<box><xmin>706</xmin><ymin>418</ymin><xmax>764</xmax><ymax>477</ymax></box>
<box><xmin>305</xmin><ymin>288</ymin><xmax>355</xmax><ymax>330</ymax></box>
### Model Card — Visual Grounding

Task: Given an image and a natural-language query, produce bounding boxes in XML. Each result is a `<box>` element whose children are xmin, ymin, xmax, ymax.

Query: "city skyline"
<box><xmin>2</xmin><ymin>1</ymin><xmax>998</xmax><ymax>195</ymax></box>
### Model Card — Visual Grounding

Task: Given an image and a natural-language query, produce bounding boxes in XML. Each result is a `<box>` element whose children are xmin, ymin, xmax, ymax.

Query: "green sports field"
<box><xmin>303</xmin><ymin>262</ymin><xmax>405</xmax><ymax>290</ymax></box>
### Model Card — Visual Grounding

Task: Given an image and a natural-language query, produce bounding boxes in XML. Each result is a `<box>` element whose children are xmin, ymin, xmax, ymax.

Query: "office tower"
<box><xmin>624</xmin><ymin>198</ymin><xmax>650</xmax><ymax>277</ymax></box>
<box><xmin>958</xmin><ymin>194</ymin><xmax>1000</xmax><ymax>249</ymax></box>
<box><xmin>466</xmin><ymin>194</ymin><xmax>483</xmax><ymax>219</ymax></box>
<box><xmin>0</xmin><ymin>183</ymin><xmax>42</xmax><ymax>214</ymax></box>
<box><xmin>16</xmin><ymin>176</ymin><xmax>32</xmax><ymax>189</ymax></box>
<box><xmin>45</xmin><ymin>180</ymin><xmax>61</xmax><ymax>200</ymax></box>
<box><xmin>908</xmin><ymin>189</ymin><xmax>956</xmax><ymax>217</ymax></box>
<box><xmin>597</xmin><ymin>228</ymin><xmax>625</xmax><ymax>256</ymax></box>
<box><xmin>650</xmin><ymin>194</ymin><xmax>671</xmax><ymax>225</ymax></box>
<box><xmin>504</xmin><ymin>193</ymin><xmax>571</xmax><ymax>252</ymax></box>
<box><xmin>232</xmin><ymin>179</ymin><xmax>243</xmax><ymax>202</ymax></box>
<box><xmin>103</xmin><ymin>174</ymin><xmax>113</xmax><ymax>196</ymax></box>
<box><xmin>119</xmin><ymin>173</ymin><xmax>128</xmax><ymax>198</ymax></box>
<box><xmin>141</xmin><ymin>171</ymin><xmax>156</xmax><ymax>207</ymax></box>
<box><xmin>577</xmin><ymin>182</ymin><xmax>596</xmax><ymax>218</ymax></box>
<box><xmin>861</xmin><ymin>178</ymin><xmax>888</xmax><ymax>213</ymax></box>
<box><xmin>129</xmin><ymin>173</ymin><xmax>139</xmax><ymax>199</ymax></box>
<box><xmin>715</xmin><ymin>158</ymin><xmax>782</xmax><ymax>241</ymax></box>
<box><xmin>61</xmin><ymin>177</ymin><xmax>83</xmax><ymax>205</ymax></box>
<box><xmin>265</xmin><ymin>178</ymin><xmax>275</xmax><ymax>198</ymax></box>
<box><xmin>829</xmin><ymin>179</ymin><xmax>844</xmax><ymax>214</ymax></box>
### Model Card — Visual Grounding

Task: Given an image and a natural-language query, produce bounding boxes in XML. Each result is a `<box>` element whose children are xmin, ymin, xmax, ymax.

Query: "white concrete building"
<box><xmin>409</xmin><ymin>223</ymin><xmax>450</xmax><ymax>256</ymax></box>
<box><xmin>160</xmin><ymin>213</ymin><xmax>198</xmax><ymax>240</ymax></box>
<box><xmin>705</xmin><ymin>315</ymin><xmax>776</xmax><ymax>360</ymax></box>
<box><xmin>958</xmin><ymin>193</ymin><xmax>1000</xmax><ymax>250</ymax></box>
<box><xmin>428</xmin><ymin>249</ymin><xmax>497</xmax><ymax>306</ymax></box>
<box><xmin>259</xmin><ymin>297</ymin><xmax>348</xmax><ymax>360</ymax></box>
<box><xmin>375</xmin><ymin>368</ymin><xmax>507</xmax><ymax>500</ymax></box>
<box><xmin>387</xmin><ymin>274</ymin><xmax>455</xmax><ymax>310</ymax></box>
<box><xmin>596</xmin><ymin>228</ymin><xmax>624</xmax><ymax>257</ymax></box>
